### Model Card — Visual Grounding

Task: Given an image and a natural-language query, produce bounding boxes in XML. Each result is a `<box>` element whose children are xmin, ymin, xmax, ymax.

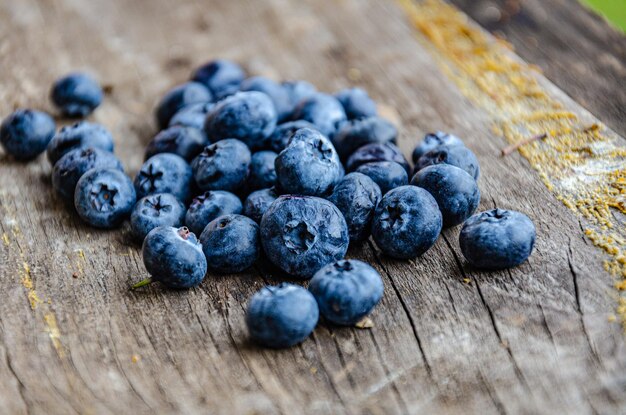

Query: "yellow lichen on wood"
<box><xmin>44</xmin><ymin>313</ymin><xmax>64</xmax><ymax>358</ymax></box>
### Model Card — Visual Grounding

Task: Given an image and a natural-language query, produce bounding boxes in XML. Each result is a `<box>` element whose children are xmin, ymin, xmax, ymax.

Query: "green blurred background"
<box><xmin>582</xmin><ymin>0</ymin><xmax>626</xmax><ymax>31</ymax></box>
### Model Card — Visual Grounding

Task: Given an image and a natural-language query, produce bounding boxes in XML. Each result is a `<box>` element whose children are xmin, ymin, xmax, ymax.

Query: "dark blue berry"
<box><xmin>282</xmin><ymin>80</ymin><xmax>317</xmax><ymax>110</ymax></box>
<box><xmin>334</xmin><ymin>88</ymin><xmax>377</xmax><ymax>120</ymax></box>
<box><xmin>275</xmin><ymin>128</ymin><xmax>343</xmax><ymax>197</ymax></box>
<box><xmin>411</xmin><ymin>164</ymin><xmax>480</xmax><ymax>227</ymax></box>
<box><xmin>260</xmin><ymin>195</ymin><xmax>349</xmax><ymax>279</ymax></box>
<box><xmin>140</xmin><ymin>226</ymin><xmax>207</xmax><ymax>289</ymax></box>
<box><xmin>168</xmin><ymin>102</ymin><xmax>215</xmax><ymax>130</ymax></box>
<box><xmin>0</xmin><ymin>109</ymin><xmax>55</xmax><ymax>160</ymax></box>
<box><xmin>332</xmin><ymin>116</ymin><xmax>397</xmax><ymax>160</ymax></box>
<box><xmin>416</xmin><ymin>144</ymin><xmax>480</xmax><ymax>180</ymax></box>
<box><xmin>265</xmin><ymin>120</ymin><xmax>318</xmax><ymax>153</ymax></box>
<box><xmin>372</xmin><ymin>185</ymin><xmax>442</xmax><ymax>259</ymax></box>
<box><xmin>134</xmin><ymin>153</ymin><xmax>192</xmax><ymax>202</ymax></box>
<box><xmin>191</xmin><ymin>139</ymin><xmax>250</xmax><ymax>192</ymax></box>
<box><xmin>155</xmin><ymin>82</ymin><xmax>212</xmax><ymax>129</ymax></box>
<box><xmin>309</xmin><ymin>259</ymin><xmax>383</xmax><ymax>325</ymax></box>
<box><xmin>130</xmin><ymin>193</ymin><xmax>186</xmax><ymax>241</ymax></box>
<box><xmin>74</xmin><ymin>168</ymin><xmax>136</xmax><ymax>229</ymax></box>
<box><xmin>145</xmin><ymin>125</ymin><xmax>207</xmax><ymax>162</ymax></box>
<box><xmin>246</xmin><ymin>283</ymin><xmax>319</xmax><ymax>348</ymax></box>
<box><xmin>240</xmin><ymin>76</ymin><xmax>291</xmax><ymax>122</ymax></box>
<box><xmin>191</xmin><ymin>59</ymin><xmax>246</xmax><ymax>100</ymax></box>
<box><xmin>328</xmin><ymin>172</ymin><xmax>382</xmax><ymax>242</ymax></box>
<box><xmin>185</xmin><ymin>190</ymin><xmax>242</xmax><ymax>235</ymax></box>
<box><xmin>52</xmin><ymin>147</ymin><xmax>123</xmax><ymax>203</ymax></box>
<box><xmin>412</xmin><ymin>131</ymin><xmax>464</xmax><ymax>163</ymax></box>
<box><xmin>50</xmin><ymin>72</ymin><xmax>103</xmax><ymax>117</ymax></box>
<box><xmin>200</xmin><ymin>214</ymin><xmax>260</xmax><ymax>273</ymax></box>
<box><xmin>345</xmin><ymin>142</ymin><xmax>410</xmax><ymax>175</ymax></box>
<box><xmin>291</xmin><ymin>93</ymin><xmax>347</xmax><ymax>138</ymax></box>
<box><xmin>204</xmin><ymin>91</ymin><xmax>277</xmax><ymax>150</ymax></box>
<box><xmin>243</xmin><ymin>187</ymin><xmax>278</xmax><ymax>224</ymax></box>
<box><xmin>356</xmin><ymin>161</ymin><xmax>408</xmax><ymax>195</ymax></box>
<box><xmin>47</xmin><ymin>121</ymin><xmax>114</xmax><ymax>165</ymax></box>
<box><xmin>247</xmin><ymin>151</ymin><xmax>277</xmax><ymax>192</ymax></box>
<box><xmin>459</xmin><ymin>209</ymin><xmax>535</xmax><ymax>269</ymax></box>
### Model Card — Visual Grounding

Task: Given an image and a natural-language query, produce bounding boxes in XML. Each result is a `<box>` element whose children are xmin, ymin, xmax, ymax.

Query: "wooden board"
<box><xmin>0</xmin><ymin>0</ymin><xmax>624</xmax><ymax>414</ymax></box>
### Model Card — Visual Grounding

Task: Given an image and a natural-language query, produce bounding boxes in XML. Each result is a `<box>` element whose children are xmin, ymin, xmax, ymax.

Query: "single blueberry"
<box><xmin>412</xmin><ymin>131</ymin><xmax>464</xmax><ymax>163</ymax></box>
<box><xmin>47</xmin><ymin>121</ymin><xmax>114</xmax><ymax>165</ymax></box>
<box><xmin>372</xmin><ymin>185</ymin><xmax>442</xmax><ymax>259</ymax></box>
<box><xmin>240</xmin><ymin>76</ymin><xmax>291</xmax><ymax>122</ymax></box>
<box><xmin>191</xmin><ymin>59</ymin><xmax>246</xmax><ymax>100</ymax></box>
<box><xmin>328</xmin><ymin>172</ymin><xmax>382</xmax><ymax>243</ymax></box>
<box><xmin>459</xmin><ymin>209</ymin><xmax>536</xmax><ymax>269</ymax></box>
<box><xmin>204</xmin><ymin>91</ymin><xmax>277</xmax><ymax>150</ymax></box>
<box><xmin>52</xmin><ymin>147</ymin><xmax>123</xmax><ymax>203</ymax></box>
<box><xmin>74</xmin><ymin>168</ymin><xmax>136</xmax><ymax>229</ymax></box>
<box><xmin>309</xmin><ymin>259</ymin><xmax>384</xmax><ymax>326</ymax></box>
<box><xmin>416</xmin><ymin>144</ymin><xmax>480</xmax><ymax>180</ymax></box>
<box><xmin>246</xmin><ymin>283</ymin><xmax>319</xmax><ymax>348</ymax></box>
<box><xmin>200</xmin><ymin>214</ymin><xmax>260</xmax><ymax>273</ymax></box>
<box><xmin>334</xmin><ymin>88</ymin><xmax>377</xmax><ymax>120</ymax></box>
<box><xmin>155</xmin><ymin>82</ymin><xmax>212</xmax><ymax>129</ymax></box>
<box><xmin>346</xmin><ymin>142</ymin><xmax>410</xmax><ymax>175</ymax></box>
<box><xmin>0</xmin><ymin>109</ymin><xmax>55</xmax><ymax>160</ymax></box>
<box><xmin>191</xmin><ymin>139</ymin><xmax>251</xmax><ymax>192</ymax></box>
<box><xmin>411</xmin><ymin>164</ymin><xmax>480</xmax><ymax>227</ymax></box>
<box><xmin>168</xmin><ymin>102</ymin><xmax>215</xmax><ymax>130</ymax></box>
<box><xmin>247</xmin><ymin>151</ymin><xmax>277</xmax><ymax>192</ymax></box>
<box><xmin>243</xmin><ymin>187</ymin><xmax>278</xmax><ymax>224</ymax></box>
<box><xmin>144</xmin><ymin>125</ymin><xmax>207</xmax><ymax>162</ymax></box>
<box><xmin>265</xmin><ymin>120</ymin><xmax>318</xmax><ymax>153</ymax></box>
<box><xmin>291</xmin><ymin>93</ymin><xmax>347</xmax><ymax>138</ymax></box>
<box><xmin>332</xmin><ymin>116</ymin><xmax>397</xmax><ymax>160</ymax></box>
<box><xmin>260</xmin><ymin>195</ymin><xmax>349</xmax><ymax>279</ymax></box>
<box><xmin>134</xmin><ymin>153</ymin><xmax>193</xmax><ymax>202</ymax></box>
<box><xmin>50</xmin><ymin>72</ymin><xmax>103</xmax><ymax>117</ymax></box>
<box><xmin>185</xmin><ymin>190</ymin><xmax>242</xmax><ymax>235</ymax></box>
<box><xmin>282</xmin><ymin>80</ymin><xmax>317</xmax><ymax>110</ymax></box>
<box><xmin>356</xmin><ymin>161</ymin><xmax>408</xmax><ymax>195</ymax></box>
<box><xmin>275</xmin><ymin>128</ymin><xmax>343</xmax><ymax>197</ymax></box>
<box><xmin>130</xmin><ymin>193</ymin><xmax>186</xmax><ymax>241</ymax></box>
<box><xmin>136</xmin><ymin>226</ymin><xmax>207</xmax><ymax>289</ymax></box>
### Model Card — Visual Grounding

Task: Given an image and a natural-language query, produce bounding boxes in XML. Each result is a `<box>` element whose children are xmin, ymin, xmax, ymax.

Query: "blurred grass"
<box><xmin>581</xmin><ymin>0</ymin><xmax>626</xmax><ymax>32</ymax></box>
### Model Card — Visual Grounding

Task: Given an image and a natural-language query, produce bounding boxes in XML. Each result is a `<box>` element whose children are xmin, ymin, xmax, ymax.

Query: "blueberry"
<box><xmin>246</xmin><ymin>283</ymin><xmax>319</xmax><ymax>348</ymax></box>
<box><xmin>247</xmin><ymin>151</ymin><xmax>277</xmax><ymax>192</ymax></box>
<box><xmin>134</xmin><ymin>153</ymin><xmax>193</xmax><ymax>202</ymax></box>
<box><xmin>168</xmin><ymin>102</ymin><xmax>215</xmax><ymax>130</ymax></box>
<box><xmin>282</xmin><ymin>80</ymin><xmax>317</xmax><ymax>109</ymax></box>
<box><xmin>135</xmin><ymin>226</ymin><xmax>207</xmax><ymax>289</ymax></box>
<box><xmin>50</xmin><ymin>72</ymin><xmax>103</xmax><ymax>117</ymax></box>
<box><xmin>328</xmin><ymin>173</ymin><xmax>381</xmax><ymax>242</ymax></box>
<box><xmin>459</xmin><ymin>209</ymin><xmax>535</xmax><ymax>269</ymax></box>
<box><xmin>191</xmin><ymin>59</ymin><xmax>246</xmax><ymax>100</ymax></box>
<box><xmin>411</xmin><ymin>164</ymin><xmax>480</xmax><ymax>227</ymax></box>
<box><xmin>155</xmin><ymin>82</ymin><xmax>212</xmax><ymax>129</ymax></box>
<box><xmin>144</xmin><ymin>125</ymin><xmax>207</xmax><ymax>162</ymax></box>
<box><xmin>275</xmin><ymin>128</ymin><xmax>343</xmax><ymax>197</ymax></box>
<box><xmin>372</xmin><ymin>185</ymin><xmax>442</xmax><ymax>259</ymax></box>
<box><xmin>47</xmin><ymin>121</ymin><xmax>114</xmax><ymax>165</ymax></box>
<box><xmin>204</xmin><ymin>91</ymin><xmax>277</xmax><ymax>150</ymax></box>
<box><xmin>416</xmin><ymin>144</ymin><xmax>480</xmax><ymax>180</ymax></box>
<box><xmin>309</xmin><ymin>259</ymin><xmax>383</xmax><ymax>325</ymax></box>
<box><xmin>130</xmin><ymin>193</ymin><xmax>186</xmax><ymax>240</ymax></box>
<box><xmin>200</xmin><ymin>214</ymin><xmax>260</xmax><ymax>273</ymax></box>
<box><xmin>240</xmin><ymin>76</ymin><xmax>291</xmax><ymax>122</ymax></box>
<box><xmin>332</xmin><ymin>116</ymin><xmax>397</xmax><ymax>160</ymax></box>
<box><xmin>291</xmin><ymin>93</ymin><xmax>347</xmax><ymax>138</ymax></box>
<box><xmin>243</xmin><ymin>187</ymin><xmax>278</xmax><ymax>224</ymax></box>
<box><xmin>260</xmin><ymin>195</ymin><xmax>349</xmax><ymax>278</ymax></box>
<box><xmin>52</xmin><ymin>147</ymin><xmax>123</xmax><ymax>203</ymax></box>
<box><xmin>412</xmin><ymin>131</ymin><xmax>464</xmax><ymax>163</ymax></box>
<box><xmin>356</xmin><ymin>161</ymin><xmax>408</xmax><ymax>195</ymax></box>
<box><xmin>0</xmin><ymin>109</ymin><xmax>55</xmax><ymax>160</ymax></box>
<box><xmin>265</xmin><ymin>120</ymin><xmax>318</xmax><ymax>153</ymax></box>
<box><xmin>334</xmin><ymin>88</ymin><xmax>377</xmax><ymax>120</ymax></box>
<box><xmin>191</xmin><ymin>139</ymin><xmax>250</xmax><ymax>192</ymax></box>
<box><xmin>185</xmin><ymin>190</ymin><xmax>242</xmax><ymax>235</ymax></box>
<box><xmin>74</xmin><ymin>168</ymin><xmax>136</xmax><ymax>229</ymax></box>
<box><xmin>345</xmin><ymin>142</ymin><xmax>410</xmax><ymax>175</ymax></box>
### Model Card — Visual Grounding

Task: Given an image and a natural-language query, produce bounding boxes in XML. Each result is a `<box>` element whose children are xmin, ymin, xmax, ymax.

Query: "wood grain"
<box><xmin>0</xmin><ymin>0</ymin><xmax>624</xmax><ymax>414</ymax></box>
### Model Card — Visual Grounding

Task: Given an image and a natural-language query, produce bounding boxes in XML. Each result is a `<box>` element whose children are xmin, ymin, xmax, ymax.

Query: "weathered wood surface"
<box><xmin>0</xmin><ymin>0</ymin><xmax>624</xmax><ymax>414</ymax></box>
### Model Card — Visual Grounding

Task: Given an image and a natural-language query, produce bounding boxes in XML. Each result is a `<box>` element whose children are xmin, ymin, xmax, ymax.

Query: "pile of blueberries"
<box><xmin>0</xmin><ymin>59</ymin><xmax>536</xmax><ymax>349</ymax></box>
